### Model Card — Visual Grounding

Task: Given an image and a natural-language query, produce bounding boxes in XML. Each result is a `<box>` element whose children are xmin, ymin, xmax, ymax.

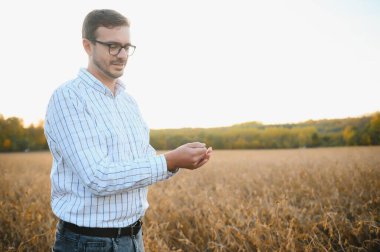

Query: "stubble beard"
<box><xmin>93</xmin><ymin>57</ymin><xmax>126</xmax><ymax>80</ymax></box>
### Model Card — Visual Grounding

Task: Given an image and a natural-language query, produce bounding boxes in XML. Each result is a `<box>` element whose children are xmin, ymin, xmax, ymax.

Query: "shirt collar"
<box><xmin>78</xmin><ymin>68</ymin><xmax>126</xmax><ymax>97</ymax></box>
<box><xmin>115</xmin><ymin>80</ymin><xmax>126</xmax><ymax>96</ymax></box>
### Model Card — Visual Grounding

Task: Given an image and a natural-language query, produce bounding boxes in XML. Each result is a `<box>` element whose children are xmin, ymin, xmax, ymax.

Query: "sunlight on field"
<box><xmin>1</xmin><ymin>147</ymin><xmax>380</xmax><ymax>251</ymax></box>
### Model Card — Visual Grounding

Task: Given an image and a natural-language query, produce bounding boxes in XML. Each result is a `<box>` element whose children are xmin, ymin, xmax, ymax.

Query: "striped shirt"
<box><xmin>44</xmin><ymin>68</ymin><xmax>174</xmax><ymax>228</ymax></box>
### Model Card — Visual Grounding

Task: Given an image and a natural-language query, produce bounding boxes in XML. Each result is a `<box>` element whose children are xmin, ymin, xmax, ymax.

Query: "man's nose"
<box><xmin>117</xmin><ymin>47</ymin><xmax>128</xmax><ymax>58</ymax></box>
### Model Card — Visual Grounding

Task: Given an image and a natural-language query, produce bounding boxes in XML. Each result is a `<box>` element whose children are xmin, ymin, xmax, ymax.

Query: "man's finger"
<box><xmin>195</xmin><ymin>157</ymin><xmax>209</xmax><ymax>168</ymax></box>
<box><xmin>206</xmin><ymin>147</ymin><xmax>213</xmax><ymax>154</ymax></box>
<box><xmin>192</xmin><ymin>146</ymin><xmax>207</xmax><ymax>156</ymax></box>
<box><xmin>187</xmin><ymin>142</ymin><xmax>206</xmax><ymax>148</ymax></box>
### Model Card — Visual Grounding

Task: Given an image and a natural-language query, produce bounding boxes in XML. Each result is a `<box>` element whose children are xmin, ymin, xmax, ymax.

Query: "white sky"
<box><xmin>1</xmin><ymin>0</ymin><xmax>379</xmax><ymax>129</ymax></box>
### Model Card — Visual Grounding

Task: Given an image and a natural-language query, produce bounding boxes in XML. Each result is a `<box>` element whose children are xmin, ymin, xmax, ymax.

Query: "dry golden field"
<box><xmin>1</xmin><ymin>147</ymin><xmax>380</xmax><ymax>251</ymax></box>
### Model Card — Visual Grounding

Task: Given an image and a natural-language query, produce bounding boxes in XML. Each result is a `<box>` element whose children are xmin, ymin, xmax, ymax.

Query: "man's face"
<box><xmin>90</xmin><ymin>26</ymin><xmax>131</xmax><ymax>80</ymax></box>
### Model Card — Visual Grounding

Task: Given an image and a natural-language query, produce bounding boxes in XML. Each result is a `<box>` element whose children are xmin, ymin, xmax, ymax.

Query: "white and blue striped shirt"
<box><xmin>44</xmin><ymin>68</ymin><xmax>174</xmax><ymax>228</ymax></box>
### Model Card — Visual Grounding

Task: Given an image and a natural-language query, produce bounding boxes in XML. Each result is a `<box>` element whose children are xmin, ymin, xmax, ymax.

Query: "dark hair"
<box><xmin>82</xmin><ymin>9</ymin><xmax>129</xmax><ymax>41</ymax></box>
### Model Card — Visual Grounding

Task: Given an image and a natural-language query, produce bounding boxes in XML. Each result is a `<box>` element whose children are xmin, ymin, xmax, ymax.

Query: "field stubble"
<box><xmin>1</xmin><ymin>147</ymin><xmax>380</xmax><ymax>251</ymax></box>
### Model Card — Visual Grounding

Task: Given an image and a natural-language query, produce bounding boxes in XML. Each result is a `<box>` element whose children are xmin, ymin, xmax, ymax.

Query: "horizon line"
<box><xmin>1</xmin><ymin>110</ymin><xmax>379</xmax><ymax>129</ymax></box>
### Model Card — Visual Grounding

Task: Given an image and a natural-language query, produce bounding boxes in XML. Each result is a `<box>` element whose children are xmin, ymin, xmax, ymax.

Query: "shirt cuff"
<box><xmin>149</xmin><ymin>154</ymin><xmax>177</xmax><ymax>184</ymax></box>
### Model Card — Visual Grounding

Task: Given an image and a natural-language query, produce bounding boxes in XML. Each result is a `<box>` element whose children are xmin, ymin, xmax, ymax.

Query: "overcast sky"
<box><xmin>1</xmin><ymin>0</ymin><xmax>379</xmax><ymax>129</ymax></box>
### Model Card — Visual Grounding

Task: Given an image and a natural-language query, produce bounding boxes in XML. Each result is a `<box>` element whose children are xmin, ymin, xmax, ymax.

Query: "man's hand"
<box><xmin>164</xmin><ymin>142</ymin><xmax>213</xmax><ymax>172</ymax></box>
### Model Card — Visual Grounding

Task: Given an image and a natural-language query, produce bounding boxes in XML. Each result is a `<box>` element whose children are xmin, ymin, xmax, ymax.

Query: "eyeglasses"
<box><xmin>91</xmin><ymin>40</ymin><xmax>136</xmax><ymax>56</ymax></box>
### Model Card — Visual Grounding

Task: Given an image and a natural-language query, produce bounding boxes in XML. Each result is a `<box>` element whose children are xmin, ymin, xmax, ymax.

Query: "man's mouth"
<box><xmin>111</xmin><ymin>61</ymin><xmax>126</xmax><ymax>66</ymax></box>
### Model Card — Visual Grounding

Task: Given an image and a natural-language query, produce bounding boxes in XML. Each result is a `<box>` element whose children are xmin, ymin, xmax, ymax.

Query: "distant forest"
<box><xmin>0</xmin><ymin>112</ymin><xmax>379</xmax><ymax>152</ymax></box>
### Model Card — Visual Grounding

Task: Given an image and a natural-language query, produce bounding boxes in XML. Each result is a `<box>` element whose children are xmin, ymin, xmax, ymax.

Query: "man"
<box><xmin>44</xmin><ymin>9</ymin><xmax>212</xmax><ymax>252</ymax></box>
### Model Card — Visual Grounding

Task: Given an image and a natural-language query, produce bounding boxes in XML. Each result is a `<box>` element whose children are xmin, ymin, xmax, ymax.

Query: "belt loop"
<box><xmin>131</xmin><ymin>226</ymin><xmax>135</xmax><ymax>238</ymax></box>
<box><xmin>117</xmin><ymin>228</ymin><xmax>122</xmax><ymax>238</ymax></box>
<box><xmin>59</xmin><ymin>220</ymin><xmax>66</xmax><ymax>235</ymax></box>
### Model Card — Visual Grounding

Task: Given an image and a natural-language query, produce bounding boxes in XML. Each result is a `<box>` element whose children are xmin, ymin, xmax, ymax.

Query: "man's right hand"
<box><xmin>164</xmin><ymin>142</ymin><xmax>212</xmax><ymax>172</ymax></box>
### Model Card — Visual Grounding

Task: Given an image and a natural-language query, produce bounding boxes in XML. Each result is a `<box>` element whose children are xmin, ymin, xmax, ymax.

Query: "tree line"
<box><xmin>0</xmin><ymin>113</ymin><xmax>379</xmax><ymax>152</ymax></box>
<box><xmin>150</xmin><ymin>113</ymin><xmax>380</xmax><ymax>149</ymax></box>
<box><xmin>0</xmin><ymin>116</ymin><xmax>47</xmax><ymax>152</ymax></box>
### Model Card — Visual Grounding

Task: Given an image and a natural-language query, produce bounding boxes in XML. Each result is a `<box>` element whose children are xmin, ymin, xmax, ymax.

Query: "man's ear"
<box><xmin>83</xmin><ymin>39</ymin><xmax>92</xmax><ymax>55</ymax></box>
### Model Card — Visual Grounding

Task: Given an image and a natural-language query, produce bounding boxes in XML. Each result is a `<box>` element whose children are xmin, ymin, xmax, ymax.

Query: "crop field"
<box><xmin>1</xmin><ymin>147</ymin><xmax>380</xmax><ymax>251</ymax></box>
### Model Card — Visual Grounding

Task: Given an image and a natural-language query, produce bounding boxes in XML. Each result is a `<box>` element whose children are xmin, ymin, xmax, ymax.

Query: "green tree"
<box><xmin>343</xmin><ymin>126</ymin><xmax>357</xmax><ymax>146</ymax></box>
<box><xmin>359</xmin><ymin>133</ymin><xmax>371</xmax><ymax>145</ymax></box>
<box><xmin>369</xmin><ymin>113</ymin><xmax>380</xmax><ymax>145</ymax></box>
<box><xmin>311</xmin><ymin>132</ymin><xmax>320</xmax><ymax>147</ymax></box>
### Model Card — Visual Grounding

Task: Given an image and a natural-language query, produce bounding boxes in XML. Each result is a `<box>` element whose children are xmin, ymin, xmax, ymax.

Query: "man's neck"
<box><xmin>87</xmin><ymin>68</ymin><xmax>117</xmax><ymax>95</ymax></box>
<box><xmin>102</xmin><ymin>81</ymin><xmax>116</xmax><ymax>96</ymax></box>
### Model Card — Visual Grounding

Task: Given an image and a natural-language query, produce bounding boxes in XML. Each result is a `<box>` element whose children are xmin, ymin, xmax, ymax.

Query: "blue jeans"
<box><xmin>53</xmin><ymin>221</ymin><xmax>145</xmax><ymax>252</ymax></box>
